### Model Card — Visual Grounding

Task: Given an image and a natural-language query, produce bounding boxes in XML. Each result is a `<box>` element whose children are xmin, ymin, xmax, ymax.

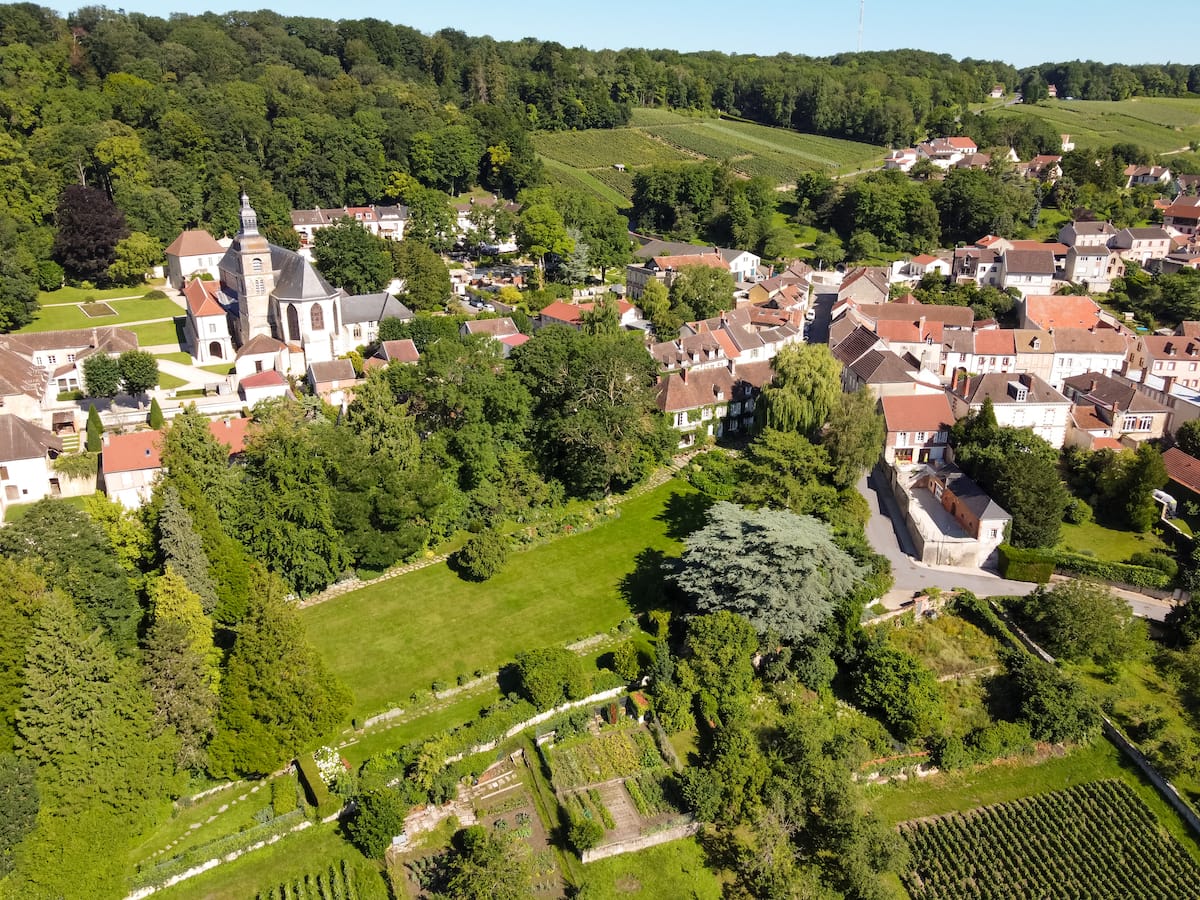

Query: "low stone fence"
<box><xmin>580</xmin><ymin>821</ymin><xmax>700</xmax><ymax>863</ymax></box>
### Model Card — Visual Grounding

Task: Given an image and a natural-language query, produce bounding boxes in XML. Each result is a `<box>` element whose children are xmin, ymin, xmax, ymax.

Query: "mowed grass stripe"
<box><xmin>302</xmin><ymin>480</ymin><xmax>696</xmax><ymax>719</ymax></box>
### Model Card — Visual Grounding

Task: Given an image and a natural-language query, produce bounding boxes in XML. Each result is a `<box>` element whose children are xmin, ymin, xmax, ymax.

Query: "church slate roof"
<box><xmin>273</xmin><ymin>249</ymin><xmax>338</xmax><ymax>301</ymax></box>
<box><xmin>340</xmin><ymin>293</ymin><xmax>413</xmax><ymax>324</ymax></box>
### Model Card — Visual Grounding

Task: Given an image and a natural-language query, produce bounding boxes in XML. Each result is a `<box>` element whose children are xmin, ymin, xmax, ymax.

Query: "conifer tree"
<box><xmin>148</xmin><ymin>567</ymin><xmax>219</xmax><ymax>689</ymax></box>
<box><xmin>142</xmin><ymin>617</ymin><xmax>217</xmax><ymax>772</ymax></box>
<box><xmin>148</xmin><ymin>395</ymin><xmax>164</xmax><ymax>429</ymax></box>
<box><xmin>15</xmin><ymin>593</ymin><xmax>180</xmax><ymax>823</ymax></box>
<box><xmin>85</xmin><ymin>404</ymin><xmax>103</xmax><ymax>452</ymax></box>
<box><xmin>157</xmin><ymin>485</ymin><xmax>218</xmax><ymax>614</ymax></box>
<box><xmin>207</xmin><ymin>571</ymin><xmax>351</xmax><ymax>777</ymax></box>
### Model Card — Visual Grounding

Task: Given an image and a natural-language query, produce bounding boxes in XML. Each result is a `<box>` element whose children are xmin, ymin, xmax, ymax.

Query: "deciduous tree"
<box><xmin>118</xmin><ymin>348</ymin><xmax>158</xmax><ymax>396</ymax></box>
<box><xmin>83</xmin><ymin>353</ymin><xmax>121</xmax><ymax>399</ymax></box>
<box><xmin>313</xmin><ymin>218</ymin><xmax>394</xmax><ymax>295</ymax></box>
<box><xmin>759</xmin><ymin>343</ymin><xmax>842</xmax><ymax>437</ymax></box>
<box><xmin>390</xmin><ymin>239</ymin><xmax>450</xmax><ymax>312</ymax></box>
<box><xmin>52</xmin><ymin>184</ymin><xmax>129</xmax><ymax>285</ymax></box>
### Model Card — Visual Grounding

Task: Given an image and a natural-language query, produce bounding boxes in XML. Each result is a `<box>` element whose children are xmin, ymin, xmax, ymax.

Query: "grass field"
<box><xmin>982</xmin><ymin>97</ymin><xmax>1200</xmax><ymax>154</ymax></box>
<box><xmin>154</xmin><ymin>351</ymin><xmax>193</xmax><ymax>365</ymax></box>
<box><xmin>38</xmin><ymin>283</ymin><xmax>157</xmax><ymax>305</ymax></box>
<box><xmin>158</xmin><ymin>371</ymin><xmax>188</xmax><ymax>390</ymax></box>
<box><xmin>577</xmin><ymin>837</ymin><xmax>722</xmax><ymax>899</ymax></box>
<box><xmin>154</xmin><ymin>822</ymin><xmax>387</xmax><ymax>900</ymax></box>
<box><xmin>1057</xmin><ymin>519</ymin><xmax>1168</xmax><ymax>562</ymax></box>
<box><xmin>302</xmin><ymin>480</ymin><xmax>700</xmax><ymax>720</ymax></box>
<box><xmin>534</xmin><ymin>109</ymin><xmax>884</xmax><ymax>205</ymax></box>
<box><xmin>130</xmin><ymin>318</ymin><xmax>185</xmax><ymax>347</ymax></box>
<box><xmin>19</xmin><ymin>296</ymin><xmax>182</xmax><ymax>333</ymax></box>
<box><xmin>865</xmin><ymin>738</ymin><xmax>1200</xmax><ymax>861</ymax></box>
<box><xmin>4</xmin><ymin>495</ymin><xmax>87</xmax><ymax>523</ymax></box>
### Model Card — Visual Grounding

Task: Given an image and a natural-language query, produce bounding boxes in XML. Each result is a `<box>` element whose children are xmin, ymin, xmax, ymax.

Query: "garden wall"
<box><xmin>580</xmin><ymin>821</ymin><xmax>700</xmax><ymax>863</ymax></box>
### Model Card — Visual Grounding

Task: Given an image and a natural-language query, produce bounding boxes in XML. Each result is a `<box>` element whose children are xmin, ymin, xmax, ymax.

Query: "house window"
<box><xmin>916</xmin><ymin>431</ymin><xmax>927</xmax><ymax>443</ymax></box>
<box><xmin>208</xmin><ymin>323</ymin><xmax>217</xmax><ymax>334</ymax></box>
<box><xmin>1123</xmin><ymin>415</ymin><xmax>1138</xmax><ymax>431</ymax></box>
<box><xmin>1169</xmin><ymin>362</ymin><xmax>1177</xmax><ymax>371</ymax></box>
<box><xmin>989</xmin><ymin>357</ymin><xmax>997</xmax><ymax>366</ymax></box>
<box><xmin>990</xmin><ymin>528</ymin><xmax>999</xmax><ymax>539</ymax></box>
<box><xmin>1044</xmin><ymin>410</ymin><xmax>1055</xmax><ymax>424</ymax></box>
<box><xmin>897</xmin><ymin>432</ymin><xmax>908</xmax><ymax>445</ymax></box>
<box><xmin>674</xmin><ymin>412</ymin><xmax>686</xmax><ymax>427</ymax></box>
<box><xmin>1002</xmin><ymin>357</ymin><xmax>1010</xmax><ymax>366</ymax></box>
<box><xmin>0</xmin><ymin>466</ymin><xmax>8</xmax><ymax>480</ymax></box>
<box><xmin>46</xmin><ymin>355</ymin><xmax>55</xmax><ymax>364</ymax></box>
<box><xmin>1140</xmin><ymin>415</ymin><xmax>1154</xmax><ymax>431</ymax></box>
<box><xmin>67</xmin><ymin>353</ymin><xmax>75</xmax><ymax>363</ymax></box>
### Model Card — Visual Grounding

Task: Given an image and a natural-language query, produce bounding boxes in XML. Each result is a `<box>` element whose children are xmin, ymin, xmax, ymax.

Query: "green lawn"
<box><xmin>130</xmin><ymin>318</ymin><xmax>185</xmax><ymax>347</ymax></box>
<box><xmin>200</xmin><ymin>362</ymin><xmax>234</xmax><ymax>376</ymax></box>
<box><xmin>38</xmin><ymin>283</ymin><xmax>157</xmax><ymax>305</ymax></box>
<box><xmin>154</xmin><ymin>821</ymin><xmax>388</xmax><ymax>900</ymax></box>
<box><xmin>4</xmin><ymin>495</ymin><xmax>87</xmax><ymax>523</ymax></box>
<box><xmin>577</xmin><ymin>837</ymin><xmax>722</xmax><ymax>899</ymax></box>
<box><xmin>864</xmin><ymin>739</ymin><xmax>1200</xmax><ymax>860</ymax></box>
<box><xmin>154</xmin><ymin>351</ymin><xmax>193</xmax><ymax>365</ymax></box>
<box><xmin>19</xmin><ymin>296</ymin><xmax>182</xmax><ymax>333</ymax></box>
<box><xmin>1057</xmin><ymin>519</ymin><xmax>1168</xmax><ymax>562</ymax></box>
<box><xmin>158</xmin><ymin>372</ymin><xmax>188</xmax><ymax>390</ymax></box>
<box><xmin>303</xmin><ymin>480</ymin><xmax>701</xmax><ymax>720</ymax></box>
<box><xmin>987</xmin><ymin>98</ymin><xmax>1200</xmax><ymax>154</ymax></box>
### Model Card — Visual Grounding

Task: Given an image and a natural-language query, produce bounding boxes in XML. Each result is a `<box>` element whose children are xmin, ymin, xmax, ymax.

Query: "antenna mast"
<box><xmin>858</xmin><ymin>0</ymin><xmax>864</xmax><ymax>52</ymax></box>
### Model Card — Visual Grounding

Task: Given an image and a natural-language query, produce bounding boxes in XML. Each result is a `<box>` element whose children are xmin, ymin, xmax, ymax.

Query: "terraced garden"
<box><xmin>900</xmin><ymin>779</ymin><xmax>1200</xmax><ymax>900</ymax></box>
<box><xmin>534</xmin><ymin>109</ymin><xmax>884</xmax><ymax>204</ymax></box>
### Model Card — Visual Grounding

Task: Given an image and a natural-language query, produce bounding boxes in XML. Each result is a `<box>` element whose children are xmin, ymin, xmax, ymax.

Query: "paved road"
<box><xmin>858</xmin><ymin>470</ymin><xmax>1176</xmax><ymax>621</ymax></box>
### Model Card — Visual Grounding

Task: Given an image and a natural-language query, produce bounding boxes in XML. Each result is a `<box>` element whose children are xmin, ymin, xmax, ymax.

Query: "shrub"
<box><xmin>514</xmin><ymin>647</ymin><xmax>590</xmax><ymax>709</ymax></box>
<box><xmin>346</xmin><ymin>787</ymin><xmax>408</xmax><ymax>859</ymax></box>
<box><xmin>1064</xmin><ymin>497</ymin><xmax>1093</xmax><ymax>525</ymax></box>
<box><xmin>1053</xmin><ymin>552</ymin><xmax>1171</xmax><ymax>589</ymax></box>
<box><xmin>451</xmin><ymin>528</ymin><xmax>509</xmax><ymax>581</ymax></box>
<box><xmin>568</xmin><ymin>818</ymin><xmax>603</xmax><ymax>853</ymax></box>
<box><xmin>144</xmin><ymin>290</ymin><xmax>168</xmax><ymax>300</ymax></box>
<box><xmin>611</xmin><ymin>642</ymin><xmax>640</xmax><ymax>682</ymax></box>
<box><xmin>1128</xmin><ymin>551</ymin><xmax>1178</xmax><ymax>578</ymax></box>
<box><xmin>998</xmin><ymin>545</ymin><xmax>1054</xmax><ymax>583</ymax></box>
<box><xmin>647</xmin><ymin>609</ymin><xmax>671</xmax><ymax>639</ymax></box>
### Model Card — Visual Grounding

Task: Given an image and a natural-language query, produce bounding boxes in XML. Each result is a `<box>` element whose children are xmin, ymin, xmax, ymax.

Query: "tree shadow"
<box><xmin>619</xmin><ymin>547</ymin><xmax>685</xmax><ymax>616</ymax></box>
<box><xmin>656</xmin><ymin>489</ymin><xmax>714</xmax><ymax>540</ymax></box>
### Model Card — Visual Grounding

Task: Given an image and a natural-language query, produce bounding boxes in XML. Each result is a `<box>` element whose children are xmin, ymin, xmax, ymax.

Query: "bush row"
<box><xmin>997</xmin><ymin>544</ymin><xmax>1171</xmax><ymax>589</ymax></box>
<box><xmin>296</xmin><ymin>754</ymin><xmax>341</xmax><ymax>819</ymax></box>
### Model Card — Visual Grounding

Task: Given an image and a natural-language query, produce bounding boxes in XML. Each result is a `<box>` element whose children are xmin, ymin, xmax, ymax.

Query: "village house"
<box><xmin>238</xmin><ymin>368</ymin><xmax>289</xmax><ymax>405</ymax></box>
<box><xmin>1124</xmin><ymin>165</ymin><xmax>1173</xmax><ymax>188</ymax></box>
<box><xmin>537</xmin><ymin>298</ymin><xmax>639</xmax><ymax>330</ymax></box>
<box><xmin>363</xmin><ymin>339</ymin><xmax>420</xmax><ymax>372</ymax></box>
<box><xmin>164</xmin><ymin>230</ymin><xmax>226</xmax><ymax>289</ymax></box>
<box><xmin>460</xmin><ymin>317</ymin><xmax>528</xmax><ymax>357</ymax></box>
<box><xmin>654</xmin><ymin>361</ymin><xmax>774</xmax><ymax>448</ymax></box>
<box><xmin>631</xmin><ymin>239</ymin><xmax>762</xmax><ymax>284</ymax></box>
<box><xmin>307</xmin><ymin>359</ymin><xmax>358</xmax><ymax>408</ymax></box>
<box><xmin>883</xmin><ymin>148</ymin><xmax>918</xmax><ymax>172</ymax></box>
<box><xmin>970</xmin><ymin>329</ymin><xmax>1018</xmax><ymax>377</ymax></box>
<box><xmin>836</xmin><ymin>267</ymin><xmax>891</xmax><ymax>306</ymax></box>
<box><xmin>1063</xmin><ymin>245</ymin><xmax>1119</xmax><ymax>293</ymax></box>
<box><xmin>1000</xmin><ymin>249</ymin><xmax>1057</xmax><ymax>296</ymax></box>
<box><xmin>916</xmin><ymin>136</ymin><xmax>978</xmax><ymax>169</ymax></box>
<box><xmin>1164</xmin><ymin>196</ymin><xmax>1200</xmax><ymax>238</ymax></box>
<box><xmin>951</xmin><ymin>246</ymin><xmax>1002</xmax><ymax>287</ymax></box>
<box><xmin>1109</xmin><ymin>227</ymin><xmax>1173</xmax><ymax>266</ymax></box>
<box><xmin>0</xmin><ymin>348</ymin><xmax>47</xmax><ymax>425</ymax></box>
<box><xmin>893</xmin><ymin>254</ymin><xmax>952</xmax><ymax>282</ymax></box>
<box><xmin>338</xmin><ymin>292</ymin><xmax>413</xmax><ymax>349</ymax></box>
<box><xmin>100</xmin><ymin>418</ymin><xmax>251</xmax><ymax>508</ymax></box>
<box><xmin>1061</xmin><ymin>371</ymin><xmax>1169</xmax><ymax>446</ymax></box>
<box><xmin>0</xmin><ymin>415</ymin><xmax>64</xmax><ymax>515</ymax></box>
<box><xmin>1163</xmin><ymin>447</ymin><xmax>1200</xmax><ymax>506</ymax></box>
<box><xmin>1013</xmin><ymin>329</ymin><xmax>1056</xmax><ymax>384</ymax></box>
<box><xmin>624</xmin><ymin>252</ymin><xmax>731</xmax><ymax>301</ymax></box>
<box><xmin>233</xmin><ymin>333</ymin><xmax>291</xmax><ymax>380</ymax></box>
<box><xmin>182</xmin><ymin>277</ymin><xmax>234</xmax><ymax>365</ymax></box>
<box><xmin>881</xmin><ymin>393</ymin><xmax>955</xmax><ymax>464</ymax></box>
<box><xmin>884</xmin><ymin>461</ymin><xmax>1011</xmax><ymax>567</ymax></box>
<box><xmin>948</xmin><ymin>371</ymin><xmax>1071</xmax><ymax>447</ymax></box>
<box><xmin>1019</xmin><ymin>294</ymin><xmax>1105</xmax><ymax>331</ymax></box>
<box><xmin>1059</xmin><ymin>220</ymin><xmax>1117</xmax><ymax>249</ymax></box>
<box><xmin>0</xmin><ymin>326</ymin><xmax>139</xmax><ymax>404</ymax></box>
<box><xmin>1126</xmin><ymin>334</ymin><xmax>1200</xmax><ymax>391</ymax></box>
<box><xmin>1047</xmin><ymin>327</ymin><xmax>1130</xmax><ymax>389</ymax></box>
<box><xmin>872</xmin><ymin>315</ymin><xmax>943</xmax><ymax>374</ymax></box>
<box><xmin>289</xmin><ymin>204</ymin><xmax>409</xmax><ymax>248</ymax></box>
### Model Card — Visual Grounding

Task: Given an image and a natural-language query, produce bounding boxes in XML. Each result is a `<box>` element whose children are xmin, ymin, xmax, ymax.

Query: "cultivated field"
<box><xmin>900</xmin><ymin>779</ymin><xmax>1200</xmax><ymax>900</ymax></box>
<box><xmin>533</xmin><ymin>109</ymin><xmax>883</xmax><ymax>204</ymax></box>
<box><xmin>982</xmin><ymin>97</ymin><xmax>1200</xmax><ymax>154</ymax></box>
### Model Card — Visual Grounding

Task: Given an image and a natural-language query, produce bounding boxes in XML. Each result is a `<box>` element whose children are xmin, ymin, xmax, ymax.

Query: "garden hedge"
<box><xmin>997</xmin><ymin>545</ymin><xmax>1054</xmax><ymax>583</ymax></box>
<box><xmin>296</xmin><ymin>753</ymin><xmax>341</xmax><ymax>818</ymax></box>
<box><xmin>997</xmin><ymin>545</ymin><xmax>1171</xmax><ymax>590</ymax></box>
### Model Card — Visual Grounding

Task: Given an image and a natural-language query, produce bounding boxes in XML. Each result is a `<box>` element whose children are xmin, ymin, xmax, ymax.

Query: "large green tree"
<box><xmin>313</xmin><ymin>218</ymin><xmax>394</xmax><ymax>295</ymax></box>
<box><xmin>118</xmin><ymin>348</ymin><xmax>158</xmax><ymax>395</ymax></box>
<box><xmin>390</xmin><ymin>239</ymin><xmax>450</xmax><ymax>312</ymax></box>
<box><xmin>759</xmin><ymin>343</ymin><xmax>843</xmax><ymax>437</ymax></box>
<box><xmin>83</xmin><ymin>353</ymin><xmax>121</xmax><ymax>399</ymax></box>
<box><xmin>822</xmin><ymin>387</ymin><xmax>885</xmax><ymax>488</ymax></box>
<box><xmin>157</xmin><ymin>484</ymin><xmax>218</xmax><ymax>614</ymax></box>
<box><xmin>207</xmin><ymin>571</ymin><xmax>351</xmax><ymax>777</ymax></box>
<box><xmin>516</xmin><ymin>203</ymin><xmax>572</xmax><ymax>272</ymax></box>
<box><xmin>142</xmin><ymin>617</ymin><xmax>217</xmax><ymax>772</ymax></box>
<box><xmin>0</xmin><ymin>753</ymin><xmax>37</xmax><ymax>877</ymax></box>
<box><xmin>1014</xmin><ymin>580</ymin><xmax>1147</xmax><ymax>665</ymax></box>
<box><xmin>666</xmin><ymin>264</ymin><xmax>736</xmax><ymax>322</ymax></box>
<box><xmin>675</xmin><ymin>502</ymin><xmax>860</xmax><ymax>643</ymax></box>
<box><xmin>445</xmin><ymin>826</ymin><xmax>533</xmax><ymax>900</ymax></box>
<box><xmin>52</xmin><ymin>184</ymin><xmax>128</xmax><ymax>285</ymax></box>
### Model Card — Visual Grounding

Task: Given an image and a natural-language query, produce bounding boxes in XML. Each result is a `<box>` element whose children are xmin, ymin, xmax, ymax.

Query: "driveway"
<box><xmin>858</xmin><ymin>469</ymin><xmax>1175</xmax><ymax>621</ymax></box>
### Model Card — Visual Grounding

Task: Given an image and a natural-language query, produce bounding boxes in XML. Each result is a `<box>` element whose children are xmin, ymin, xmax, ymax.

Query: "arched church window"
<box><xmin>287</xmin><ymin>304</ymin><xmax>300</xmax><ymax>340</ymax></box>
<box><xmin>252</xmin><ymin>258</ymin><xmax>263</xmax><ymax>273</ymax></box>
<box><xmin>311</xmin><ymin>304</ymin><xmax>325</xmax><ymax>330</ymax></box>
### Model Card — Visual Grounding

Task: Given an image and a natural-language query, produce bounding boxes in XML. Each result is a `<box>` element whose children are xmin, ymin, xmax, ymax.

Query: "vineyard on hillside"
<box><xmin>900</xmin><ymin>779</ymin><xmax>1200</xmax><ymax>900</ymax></box>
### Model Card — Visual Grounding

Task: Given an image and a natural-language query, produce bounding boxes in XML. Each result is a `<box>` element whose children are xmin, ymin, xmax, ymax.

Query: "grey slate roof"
<box><xmin>1003</xmin><ymin>249</ymin><xmax>1056</xmax><ymax>275</ymax></box>
<box><xmin>1062</xmin><ymin>372</ymin><xmax>1168</xmax><ymax>414</ymax></box>
<box><xmin>0</xmin><ymin>414</ymin><xmax>60</xmax><ymax>462</ymax></box>
<box><xmin>273</xmin><ymin>248</ymin><xmax>337</xmax><ymax>301</ymax></box>
<box><xmin>340</xmin><ymin>292</ymin><xmax>413</xmax><ymax>325</ymax></box>
<box><xmin>935</xmin><ymin>463</ymin><xmax>1010</xmax><ymax>522</ymax></box>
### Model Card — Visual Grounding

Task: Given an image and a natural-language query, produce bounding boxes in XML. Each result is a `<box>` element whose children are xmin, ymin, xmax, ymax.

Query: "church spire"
<box><xmin>239</xmin><ymin>192</ymin><xmax>260</xmax><ymax>236</ymax></box>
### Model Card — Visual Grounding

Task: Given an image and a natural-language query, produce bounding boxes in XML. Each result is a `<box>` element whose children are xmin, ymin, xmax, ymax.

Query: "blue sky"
<box><xmin>81</xmin><ymin>1</ymin><xmax>1187</xmax><ymax>68</ymax></box>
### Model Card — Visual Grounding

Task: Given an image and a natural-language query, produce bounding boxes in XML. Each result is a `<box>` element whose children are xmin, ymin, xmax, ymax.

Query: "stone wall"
<box><xmin>580</xmin><ymin>821</ymin><xmax>701</xmax><ymax>864</ymax></box>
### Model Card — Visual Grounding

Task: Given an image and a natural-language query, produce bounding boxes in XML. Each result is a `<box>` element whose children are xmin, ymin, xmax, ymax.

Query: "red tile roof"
<box><xmin>539</xmin><ymin>301</ymin><xmax>583</xmax><ymax>326</ymax></box>
<box><xmin>973</xmin><ymin>329</ymin><xmax>1016</xmax><ymax>355</ymax></box>
<box><xmin>208</xmin><ymin>417</ymin><xmax>251</xmax><ymax>454</ymax></box>
<box><xmin>380</xmin><ymin>339</ymin><xmax>419</xmax><ymax>363</ymax></box>
<box><xmin>239</xmin><ymin>368</ymin><xmax>287</xmax><ymax>389</ymax></box>
<box><xmin>101</xmin><ymin>430</ymin><xmax>162</xmax><ymax>475</ymax></box>
<box><xmin>1164</xmin><ymin>447</ymin><xmax>1200</xmax><ymax>494</ymax></box>
<box><xmin>652</xmin><ymin>254</ymin><xmax>728</xmax><ymax>271</ymax></box>
<box><xmin>1023</xmin><ymin>294</ymin><xmax>1102</xmax><ymax>330</ymax></box>
<box><xmin>183</xmin><ymin>278</ymin><xmax>224</xmax><ymax>318</ymax></box>
<box><xmin>881</xmin><ymin>394</ymin><xmax>955</xmax><ymax>433</ymax></box>
<box><xmin>875</xmin><ymin>319</ymin><xmax>943</xmax><ymax>344</ymax></box>
<box><xmin>164</xmin><ymin>229</ymin><xmax>224</xmax><ymax>258</ymax></box>
<box><xmin>499</xmin><ymin>333</ymin><xmax>530</xmax><ymax>348</ymax></box>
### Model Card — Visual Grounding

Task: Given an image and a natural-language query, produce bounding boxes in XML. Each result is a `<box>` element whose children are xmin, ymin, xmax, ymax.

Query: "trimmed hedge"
<box><xmin>296</xmin><ymin>753</ymin><xmax>341</xmax><ymax>818</ymax></box>
<box><xmin>998</xmin><ymin>545</ymin><xmax>1054</xmax><ymax>583</ymax></box>
<box><xmin>1053</xmin><ymin>552</ymin><xmax>1171</xmax><ymax>590</ymax></box>
<box><xmin>997</xmin><ymin>545</ymin><xmax>1171</xmax><ymax>590</ymax></box>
